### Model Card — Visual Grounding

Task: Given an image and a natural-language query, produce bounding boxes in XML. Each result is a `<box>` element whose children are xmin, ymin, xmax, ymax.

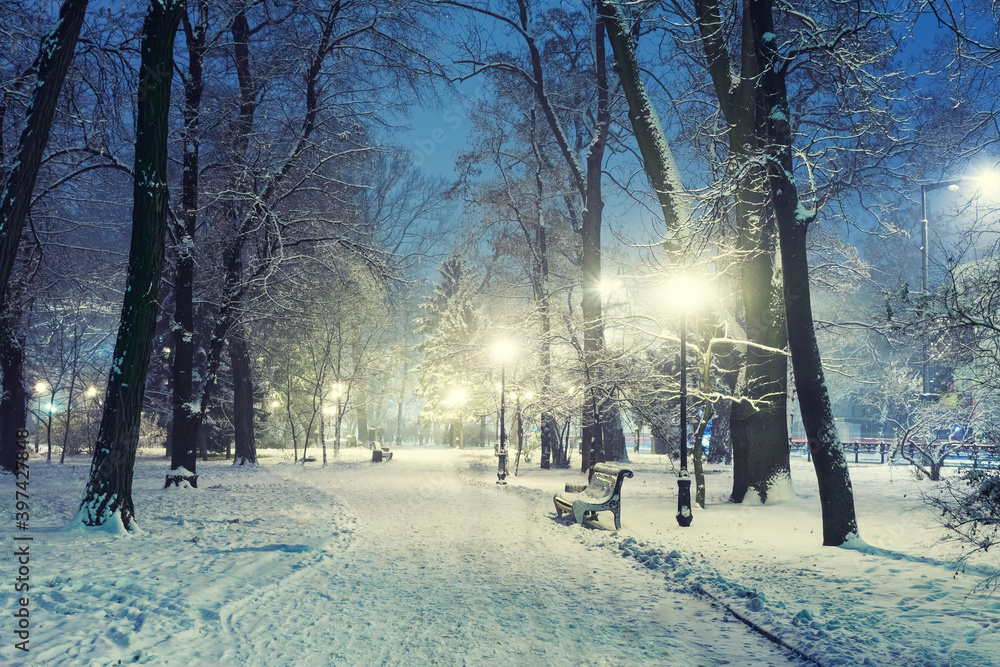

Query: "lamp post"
<box><xmin>676</xmin><ymin>307</ymin><xmax>692</xmax><ymax>527</ymax></box>
<box><xmin>919</xmin><ymin>172</ymin><xmax>1000</xmax><ymax>395</ymax></box>
<box><xmin>491</xmin><ymin>339</ymin><xmax>517</xmax><ymax>484</ymax></box>
<box><xmin>920</xmin><ymin>180</ymin><xmax>960</xmax><ymax>397</ymax></box>
<box><xmin>665</xmin><ymin>275</ymin><xmax>708</xmax><ymax>528</ymax></box>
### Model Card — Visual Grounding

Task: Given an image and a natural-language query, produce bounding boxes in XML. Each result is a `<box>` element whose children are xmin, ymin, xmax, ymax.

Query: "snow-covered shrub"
<box><xmin>928</xmin><ymin>467</ymin><xmax>1000</xmax><ymax>593</ymax></box>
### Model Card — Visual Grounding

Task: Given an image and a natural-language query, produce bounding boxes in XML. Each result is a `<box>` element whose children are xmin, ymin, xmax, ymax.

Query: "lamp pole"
<box><xmin>676</xmin><ymin>309</ymin><xmax>692</xmax><ymax>527</ymax></box>
<box><xmin>920</xmin><ymin>180</ymin><xmax>961</xmax><ymax>396</ymax></box>
<box><xmin>497</xmin><ymin>362</ymin><xmax>507</xmax><ymax>484</ymax></box>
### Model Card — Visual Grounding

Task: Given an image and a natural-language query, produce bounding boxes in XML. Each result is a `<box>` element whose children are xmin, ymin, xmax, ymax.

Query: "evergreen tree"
<box><xmin>414</xmin><ymin>256</ymin><xmax>489</xmax><ymax>437</ymax></box>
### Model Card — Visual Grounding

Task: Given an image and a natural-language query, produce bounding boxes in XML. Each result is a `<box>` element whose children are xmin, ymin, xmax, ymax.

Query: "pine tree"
<box><xmin>414</xmin><ymin>256</ymin><xmax>488</xmax><ymax>435</ymax></box>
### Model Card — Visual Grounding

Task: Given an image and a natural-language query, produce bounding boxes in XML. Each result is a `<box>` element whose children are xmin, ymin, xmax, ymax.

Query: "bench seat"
<box><xmin>553</xmin><ymin>463</ymin><xmax>633</xmax><ymax>530</ymax></box>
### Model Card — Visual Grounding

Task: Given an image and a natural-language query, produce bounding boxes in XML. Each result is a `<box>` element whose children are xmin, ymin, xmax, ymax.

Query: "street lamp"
<box><xmin>919</xmin><ymin>171</ymin><xmax>1000</xmax><ymax>395</ymax></box>
<box><xmin>491</xmin><ymin>339</ymin><xmax>518</xmax><ymax>485</ymax></box>
<box><xmin>664</xmin><ymin>274</ymin><xmax>709</xmax><ymax>528</ymax></box>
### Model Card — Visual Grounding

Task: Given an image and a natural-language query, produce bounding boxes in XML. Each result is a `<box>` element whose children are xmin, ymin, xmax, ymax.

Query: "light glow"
<box><xmin>490</xmin><ymin>339</ymin><xmax>518</xmax><ymax>364</ymax></box>
<box><xmin>598</xmin><ymin>277</ymin><xmax>622</xmax><ymax>299</ymax></box>
<box><xmin>663</xmin><ymin>274</ymin><xmax>711</xmax><ymax>312</ymax></box>
<box><xmin>447</xmin><ymin>387</ymin><xmax>468</xmax><ymax>406</ymax></box>
<box><xmin>973</xmin><ymin>169</ymin><xmax>1000</xmax><ymax>193</ymax></box>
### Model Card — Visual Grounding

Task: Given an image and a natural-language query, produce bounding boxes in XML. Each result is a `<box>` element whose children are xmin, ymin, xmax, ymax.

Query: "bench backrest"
<box><xmin>583</xmin><ymin>463</ymin><xmax>634</xmax><ymax>501</ymax></box>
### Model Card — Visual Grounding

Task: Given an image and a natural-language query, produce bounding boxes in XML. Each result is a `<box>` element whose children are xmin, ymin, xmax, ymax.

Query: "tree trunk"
<box><xmin>60</xmin><ymin>325</ymin><xmax>80</xmax><ymax>463</ymax></box>
<box><xmin>691</xmin><ymin>0</ymin><xmax>790</xmax><ymax>503</ymax></box>
<box><xmin>728</xmin><ymin>165</ymin><xmax>789</xmax><ymax>504</ymax></box>
<box><xmin>707</xmin><ymin>399</ymin><xmax>733</xmax><ymax>464</ymax></box>
<box><xmin>598</xmin><ymin>0</ymin><xmax>687</xmax><ymax>240</ymax></box>
<box><xmin>692</xmin><ymin>405</ymin><xmax>711</xmax><ymax>509</ymax></box>
<box><xmin>581</xmin><ymin>11</ymin><xmax>610</xmax><ymax>474</ymax></box>
<box><xmin>356</xmin><ymin>385</ymin><xmax>369</xmax><ymax>445</ymax></box>
<box><xmin>395</xmin><ymin>381</ymin><xmax>404</xmax><ymax>445</ymax></box>
<box><xmin>0</xmin><ymin>0</ymin><xmax>89</xmax><ymax>306</ymax></box>
<box><xmin>749</xmin><ymin>0</ymin><xmax>858</xmax><ymax>545</ymax></box>
<box><xmin>76</xmin><ymin>0</ymin><xmax>184</xmax><ymax>529</ymax></box>
<box><xmin>0</xmin><ymin>304</ymin><xmax>26</xmax><ymax>473</ymax></box>
<box><xmin>729</xmin><ymin>232</ymin><xmax>789</xmax><ymax>502</ymax></box>
<box><xmin>530</xmin><ymin>130</ymin><xmax>557</xmax><ymax>470</ymax></box>
<box><xmin>197</xmin><ymin>426</ymin><xmax>209</xmax><ymax>461</ymax></box>
<box><xmin>45</xmin><ymin>407</ymin><xmax>54</xmax><ymax>462</ymax></box>
<box><xmin>169</xmin><ymin>0</ymin><xmax>207</xmax><ymax>483</ymax></box>
<box><xmin>230</xmin><ymin>329</ymin><xmax>256</xmax><ymax>465</ymax></box>
<box><xmin>601</xmin><ymin>402</ymin><xmax>627</xmax><ymax>462</ymax></box>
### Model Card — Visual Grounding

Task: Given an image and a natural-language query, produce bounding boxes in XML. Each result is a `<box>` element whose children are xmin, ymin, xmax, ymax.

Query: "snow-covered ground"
<box><xmin>2</xmin><ymin>446</ymin><xmax>999</xmax><ymax>666</ymax></box>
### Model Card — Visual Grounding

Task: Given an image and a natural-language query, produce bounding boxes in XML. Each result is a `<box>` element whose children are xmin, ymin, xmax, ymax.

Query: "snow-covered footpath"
<box><xmin>2</xmin><ymin>447</ymin><xmax>998</xmax><ymax>666</ymax></box>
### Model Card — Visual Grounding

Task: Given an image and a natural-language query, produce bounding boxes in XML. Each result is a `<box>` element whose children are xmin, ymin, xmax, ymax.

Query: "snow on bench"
<box><xmin>553</xmin><ymin>463</ymin><xmax>633</xmax><ymax>530</ymax></box>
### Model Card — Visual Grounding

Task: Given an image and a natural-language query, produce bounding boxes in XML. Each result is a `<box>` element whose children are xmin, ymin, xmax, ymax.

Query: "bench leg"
<box><xmin>613</xmin><ymin>510</ymin><xmax>621</xmax><ymax>531</ymax></box>
<box><xmin>572</xmin><ymin>502</ymin><xmax>586</xmax><ymax>526</ymax></box>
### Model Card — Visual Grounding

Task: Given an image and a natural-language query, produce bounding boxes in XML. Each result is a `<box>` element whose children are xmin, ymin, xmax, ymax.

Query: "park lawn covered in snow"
<box><xmin>1</xmin><ymin>446</ymin><xmax>998</xmax><ymax>666</ymax></box>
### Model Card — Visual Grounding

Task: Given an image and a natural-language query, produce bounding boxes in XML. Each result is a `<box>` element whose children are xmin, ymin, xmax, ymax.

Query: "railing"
<box><xmin>789</xmin><ymin>438</ymin><xmax>999</xmax><ymax>464</ymax></box>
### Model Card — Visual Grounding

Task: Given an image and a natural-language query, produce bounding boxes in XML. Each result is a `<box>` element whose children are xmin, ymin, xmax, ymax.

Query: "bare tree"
<box><xmin>76</xmin><ymin>0</ymin><xmax>184</xmax><ymax>530</ymax></box>
<box><xmin>441</xmin><ymin>0</ymin><xmax>622</xmax><ymax>470</ymax></box>
<box><xmin>747</xmin><ymin>0</ymin><xmax>858</xmax><ymax>544</ymax></box>
<box><xmin>0</xmin><ymin>0</ymin><xmax>89</xmax><ymax>309</ymax></box>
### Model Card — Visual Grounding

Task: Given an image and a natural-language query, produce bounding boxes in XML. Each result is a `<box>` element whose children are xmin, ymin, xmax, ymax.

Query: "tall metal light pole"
<box><xmin>920</xmin><ymin>180</ymin><xmax>960</xmax><ymax>396</ymax></box>
<box><xmin>497</xmin><ymin>361</ymin><xmax>508</xmax><ymax>484</ymax></box>
<box><xmin>665</xmin><ymin>274</ymin><xmax>707</xmax><ymax>528</ymax></box>
<box><xmin>676</xmin><ymin>308</ymin><xmax>692</xmax><ymax>527</ymax></box>
<box><xmin>492</xmin><ymin>340</ymin><xmax>517</xmax><ymax>485</ymax></box>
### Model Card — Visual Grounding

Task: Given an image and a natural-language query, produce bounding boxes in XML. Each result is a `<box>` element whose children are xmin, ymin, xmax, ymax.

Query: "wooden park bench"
<box><xmin>553</xmin><ymin>463</ymin><xmax>634</xmax><ymax>530</ymax></box>
<box><xmin>371</xmin><ymin>446</ymin><xmax>393</xmax><ymax>463</ymax></box>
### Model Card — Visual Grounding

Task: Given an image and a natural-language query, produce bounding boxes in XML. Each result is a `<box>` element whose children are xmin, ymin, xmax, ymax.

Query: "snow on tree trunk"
<box><xmin>749</xmin><ymin>0</ymin><xmax>858</xmax><ymax>545</ymax></box>
<box><xmin>728</xmin><ymin>225</ymin><xmax>790</xmax><ymax>502</ymax></box>
<box><xmin>75</xmin><ymin>0</ymin><xmax>183</xmax><ymax>531</ymax></box>
<box><xmin>598</xmin><ymin>0</ymin><xmax>689</xmax><ymax>249</ymax></box>
<box><xmin>692</xmin><ymin>0</ymin><xmax>790</xmax><ymax>503</ymax></box>
<box><xmin>580</xmin><ymin>12</ymin><xmax>611</xmax><ymax>474</ymax></box>
<box><xmin>0</xmin><ymin>0</ymin><xmax>89</xmax><ymax>308</ymax></box>
<box><xmin>169</xmin><ymin>0</ymin><xmax>207</xmax><ymax>485</ymax></box>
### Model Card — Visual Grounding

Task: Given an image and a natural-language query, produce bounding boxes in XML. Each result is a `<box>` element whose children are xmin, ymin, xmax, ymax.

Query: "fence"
<box><xmin>789</xmin><ymin>438</ymin><xmax>999</xmax><ymax>465</ymax></box>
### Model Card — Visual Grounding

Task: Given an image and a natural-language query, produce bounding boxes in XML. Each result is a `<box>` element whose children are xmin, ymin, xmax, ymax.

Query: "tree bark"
<box><xmin>0</xmin><ymin>302</ymin><xmax>26</xmax><ymax>473</ymax></box>
<box><xmin>77</xmin><ymin>0</ymin><xmax>184</xmax><ymax>529</ymax></box>
<box><xmin>529</xmin><ymin>124</ymin><xmax>558</xmax><ymax>470</ymax></box>
<box><xmin>59</xmin><ymin>330</ymin><xmax>79</xmax><ymax>464</ymax></box>
<box><xmin>0</xmin><ymin>0</ymin><xmax>89</xmax><ymax>307</ymax></box>
<box><xmin>749</xmin><ymin>0</ymin><xmax>858</xmax><ymax>545</ymax></box>
<box><xmin>601</xmin><ymin>403</ymin><xmax>627</xmax><ymax>461</ymax></box>
<box><xmin>169</xmin><ymin>0</ymin><xmax>206</xmax><ymax>483</ymax></box>
<box><xmin>581</xmin><ymin>10</ymin><xmax>610</xmax><ymax>474</ymax></box>
<box><xmin>598</xmin><ymin>0</ymin><xmax>687</xmax><ymax>243</ymax></box>
<box><xmin>356</xmin><ymin>385</ymin><xmax>369</xmax><ymax>445</ymax></box>
<box><xmin>230</xmin><ymin>329</ymin><xmax>256</xmax><ymax>465</ymax></box>
<box><xmin>691</xmin><ymin>0</ymin><xmax>790</xmax><ymax>503</ymax></box>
